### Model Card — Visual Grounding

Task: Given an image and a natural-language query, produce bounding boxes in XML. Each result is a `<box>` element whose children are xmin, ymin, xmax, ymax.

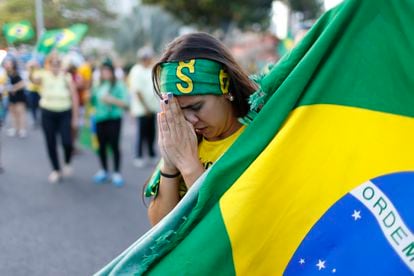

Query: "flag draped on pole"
<box><xmin>2</xmin><ymin>20</ymin><xmax>34</xmax><ymax>44</ymax></box>
<box><xmin>36</xmin><ymin>24</ymin><xmax>88</xmax><ymax>54</ymax></box>
<box><xmin>97</xmin><ymin>0</ymin><xmax>414</xmax><ymax>274</ymax></box>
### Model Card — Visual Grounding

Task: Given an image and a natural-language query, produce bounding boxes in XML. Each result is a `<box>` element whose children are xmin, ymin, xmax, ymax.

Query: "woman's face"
<box><xmin>176</xmin><ymin>94</ymin><xmax>238</xmax><ymax>141</ymax></box>
<box><xmin>3</xmin><ymin>60</ymin><xmax>14</xmax><ymax>74</ymax></box>
<box><xmin>49</xmin><ymin>58</ymin><xmax>61</xmax><ymax>73</ymax></box>
<box><xmin>101</xmin><ymin>67</ymin><xmax>113</xmax><ymax>80</ymax></box>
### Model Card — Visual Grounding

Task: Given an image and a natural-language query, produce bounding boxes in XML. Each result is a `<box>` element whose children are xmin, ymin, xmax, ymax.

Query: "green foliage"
<box><xmin>288</xmin><ymin>0</ymin><xmax>324</xmax><ymax>20</ymax></box>
<box><xmin>142</xmin><ymin>0</ymin><xmax>274</xmax><ymax>31</ymax></box>
<box><xmin>113</xmin><ymin>5</ymin><xmax>182</xmax><ymax>60</ymax></box>
<box><xmin>141</xmin><ymin>0</ymin><xmax>323</xmax><ymax>31</ymax></box>
<box><xmin>0</xmin><ymin>0</ymin><xmax>35</xmax><ymax>46</ymax></box>
<box><xmin>0</xmin><ymin>0</ymin><xmax>114</xmax><ymax>47</ymax></box>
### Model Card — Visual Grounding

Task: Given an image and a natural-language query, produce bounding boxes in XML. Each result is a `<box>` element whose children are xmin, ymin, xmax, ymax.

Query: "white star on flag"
<box><xmin>299</xmin><ymin>258</ymin><xmax>305</xmax><ymax>265</ymax></box>
<box><xmin>316</xmin><ymin>259</ymin><xmax>326</xmax><ymax>270</ymax></box>
<box><xmin>332</xmin><ymin>268</ymin><xmax>337</xmax><ymax>273</ymax></box>
<box><xmin>352</xmin><ymin>210</ymin><xmax>361</xmax><ymax>221</ymax></box>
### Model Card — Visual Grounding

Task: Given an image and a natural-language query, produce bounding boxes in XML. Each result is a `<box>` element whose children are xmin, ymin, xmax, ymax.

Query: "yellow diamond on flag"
<box><xmin>2</xmin><ymin>20</ymin><xmax>34</xmax><ymax>43</ymax></box>
<box><xmin>44</xmin><ymin>37</ymin><xmax>55</xmax><ymax>47</ymax></box>
<box><xmin>56</xmin><ymin>29</ymin><xmax>76</xmax><ymax>48</ymax></box>
<box><xmin>8</xmin><ymin>24</ymin><xmax>29</xmax><ymax>39</ymax></box>
<box><xmin>36</xmin><ymin>24</ymin><xmax>88</xmax><ymax>54</ymax></box>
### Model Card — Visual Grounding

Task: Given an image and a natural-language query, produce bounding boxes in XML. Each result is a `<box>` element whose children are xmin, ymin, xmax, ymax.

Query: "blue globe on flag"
<box><xmin>285</xmin><ymin>172</ymin><xmax>414</xmax><ymax>275</ymax></box>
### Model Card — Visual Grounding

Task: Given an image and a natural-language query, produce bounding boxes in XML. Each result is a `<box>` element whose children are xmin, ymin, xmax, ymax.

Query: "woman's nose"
<box><xmin>183</xmin><ymin>110</ymin><xmax>199</xmax><ymax>125</ymax></box>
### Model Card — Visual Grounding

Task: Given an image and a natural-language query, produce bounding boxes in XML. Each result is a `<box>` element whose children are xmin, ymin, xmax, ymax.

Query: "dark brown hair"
<box><xmin>4</xmin><ymin>58</ymin><xmax>18</xmax><ymax>76</ymax></box>
<box><xmin>101</xmin><ymin>61</ymin><xmax>117</xmax><ymax>89</ymax></box>
<box><xmin>152</xmin><ymin>32</ymin><xmax>257</xmax><ymax>117</ymax></box>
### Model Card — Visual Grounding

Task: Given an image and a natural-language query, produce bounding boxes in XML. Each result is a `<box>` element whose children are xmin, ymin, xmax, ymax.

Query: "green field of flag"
<box><xmin>2</xmin><ymin>20</ymin><xmax>34</xmax><ymax>44</ymax></box>
<box><xmin>36</xmin><ymin>24</ymin><xmax>88</xmax><ymax>54</ymax></box>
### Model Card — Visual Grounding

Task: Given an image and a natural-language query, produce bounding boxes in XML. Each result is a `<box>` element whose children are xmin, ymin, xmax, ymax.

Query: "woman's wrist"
<box><xmin>160</xmin><ymin>170</ymin><xmax>181</xmax><ymax>178</ymax></box>
<box><xmin>160</xmin><ymin>160</ymin><xmax>179</xmax><ymax>175</ymax></box>
<box><xmin>176</xmin><ymin>156</ymin><xmax>201</xmax><ymax>174</ymax></box>
<box><xmin>177</xmin><ymin>159</ymin><xmax>205</xmax><ymax>187</ymax></box>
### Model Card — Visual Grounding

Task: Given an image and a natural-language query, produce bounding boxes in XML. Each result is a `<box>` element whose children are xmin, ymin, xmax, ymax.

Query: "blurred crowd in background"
<box><xmin>0</xmin><ymin>0</ymin><xmax>341</xmax><ymax>180</ymax></box>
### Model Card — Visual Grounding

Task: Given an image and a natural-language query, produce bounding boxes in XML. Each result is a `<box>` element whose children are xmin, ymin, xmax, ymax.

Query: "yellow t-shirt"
<box><xmin>77</xmin><ymin>63</ymin><xmax>92</xmax><ymax>83</ymax></box>
<box><xmin>27</xmin><ymin>69</ymin><xmax>41</xmax><ymax>93</ymax></box>
<box><xmin>39</xmin><ymin>70</ymin><xmax>73</xmax><ymax>112</ymax></box>
<box><xmin>145</xmin><ymin>125</ymin><xmax>246</xmax><ymax>198</ymax></box>
<box><xmin>198</xmin><ymin>125</ymin><xmax>246</xmax><ymax>170</ymax></box>
<box><xmin>176</xmin><ymin>125</ymin><xmax>246</xmax><ymax>197</ymax></box>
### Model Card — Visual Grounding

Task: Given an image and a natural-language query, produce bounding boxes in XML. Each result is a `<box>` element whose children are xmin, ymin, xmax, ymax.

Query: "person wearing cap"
<box><xmin>128</xmin><ymin>46</ymin><xmax>159</xmax><ymax>168</ymax></box>
<box><xmin>91</xmin><ymin>59</ymin><xmax>129</xmax><ymax>187</ymax></box>
<box><xmin>145</xmin><ymin>33</ymin><xmax>257</xmax><ymax>225</ymax></box>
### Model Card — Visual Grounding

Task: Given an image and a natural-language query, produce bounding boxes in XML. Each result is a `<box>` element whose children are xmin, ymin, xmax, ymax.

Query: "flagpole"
<box><xmin>35</xmin><ymin>0</ymin><xmax>44</xmax><ymax>41</ymax></box>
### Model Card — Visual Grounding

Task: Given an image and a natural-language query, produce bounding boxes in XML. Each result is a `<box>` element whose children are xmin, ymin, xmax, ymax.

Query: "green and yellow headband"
<box><xmin>160</xmin><ymin>59</ymin><xmax>230</xmax><ymax>96</ymax></box>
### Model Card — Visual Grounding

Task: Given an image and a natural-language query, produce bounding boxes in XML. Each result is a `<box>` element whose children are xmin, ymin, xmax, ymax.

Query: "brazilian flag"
<box><xmin>97</xmin><ymin>0</ymin><xmax>414</xmax><ymax>274</ymax></box>
<box><xmin>36</xmin><ymin>24</ymin><xmax>88</xmax><ymax>54</ymax></box>
<box><xmin>78</xmin><ymin>106</ymin><xmax>99</xmax><ymax>152</ymax></box>
<box><xmin>2</xmin><ymin>20</ymin><xmax>34</xmax><ymax>44</ymax></box>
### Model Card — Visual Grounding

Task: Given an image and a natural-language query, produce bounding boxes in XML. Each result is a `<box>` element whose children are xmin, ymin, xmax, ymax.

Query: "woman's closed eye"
<box><xmin>181</xmin><ymin>102</ymin><xmax>203</xmax><ymax>112</ymax></box>
<box><xmin>189</xmin><ymin>103</ymin><xmax>203</xmax><ymax>112</ymax></box>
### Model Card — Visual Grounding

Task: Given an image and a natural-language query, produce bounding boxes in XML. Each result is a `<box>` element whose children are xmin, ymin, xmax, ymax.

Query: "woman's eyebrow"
<box><xmin>180</xmin><ymin>101</ymin><xmax>202</xmax><ymax>110</ymax></box>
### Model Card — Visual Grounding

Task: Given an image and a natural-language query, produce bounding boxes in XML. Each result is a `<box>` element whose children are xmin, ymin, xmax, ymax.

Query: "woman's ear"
<box><xmin>225</xmin><ymin>93</ymin><xmax>234</xmax><ymax>102</ymax></box>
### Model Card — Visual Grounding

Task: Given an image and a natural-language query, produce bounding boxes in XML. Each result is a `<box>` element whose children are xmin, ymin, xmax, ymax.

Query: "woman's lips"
<box><xmin>195</xmin><ymin>127</ymin><xmax>207</xmax><ymax>133</ymax></box>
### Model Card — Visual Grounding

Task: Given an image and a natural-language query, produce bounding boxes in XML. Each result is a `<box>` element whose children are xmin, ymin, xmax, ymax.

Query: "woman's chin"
<box><xmin>195</xmin><ymin>127</ymin><xmax>207</xmax><ymax>136</ymax></box>
<box><xmin>202</xmin><ymin>131</ymin><xmax>222</xmax><ymax>141</ymax></box>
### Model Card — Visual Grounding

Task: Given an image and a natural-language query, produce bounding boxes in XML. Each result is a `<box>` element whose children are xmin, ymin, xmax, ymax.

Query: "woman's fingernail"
<box><xmin>167</xmin><ymin>92</ymin><xmax>173</xmax><ymax>100</ymax></box>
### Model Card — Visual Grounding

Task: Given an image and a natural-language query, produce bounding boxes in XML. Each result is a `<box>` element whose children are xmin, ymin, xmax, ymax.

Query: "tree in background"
<box><xmin>113</xmin><ymin>5</ymin><xmax>182</xmax><ymax>61</ymax></box>
<box><xmin>142</xmin><ymin>0</ymin><xmax>274</xmax><ymax>31</ymax></box>
<box><xmin>0</xmin><ymin>0</ymin><xmax>114</xmax><ymax>47</ymax></box>
<box><xmin>141</xmin><ymin>0</ymin><xmax>323</xmax><ymax>32</ymax></box>
<box><xmin>288</xmin><ymin>0</ymin><xmax>324</xmax><ymax>20</ymax></box>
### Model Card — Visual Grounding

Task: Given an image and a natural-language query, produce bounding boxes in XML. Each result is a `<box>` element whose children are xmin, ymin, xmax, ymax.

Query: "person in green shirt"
<box><xmin>91</xmin><ymin>59</ymin><xmax>129</xmax><ymax>187</ymax></box>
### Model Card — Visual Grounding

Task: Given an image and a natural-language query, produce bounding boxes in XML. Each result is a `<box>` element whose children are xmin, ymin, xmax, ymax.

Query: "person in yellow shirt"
<box><xmin>75</xmin><ymin>59</ymin><xmax>93</xmax><ymax>152</ymax></box>
<box><xmin>31</xmin><ymin>54</ymin><xmax>79</xmax><ymax>183</ymax></box>
<box><xmin>77</xmin><ymin>58</ymin><xmax>93</xmax><ymax>107</ymax></box>
<box><xmin>145</xmin><ymin>33</ymin><xmax>257</xmax><ymax>225</ymax></box>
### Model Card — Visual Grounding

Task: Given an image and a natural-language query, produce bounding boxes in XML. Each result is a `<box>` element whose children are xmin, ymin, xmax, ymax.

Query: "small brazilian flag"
<box><xmin>2</xmin><ymin>20</ymin><xmax>34</xmax><ymax>44</ymax></box>
<box><xmin>36</xmin><ymin>24</ymin><xmax>88</xmax><ymax>54</ymax></box>
<box><xmin>97</xmin><ymin>0</ymin><xmax>414</xmax><ymax>274</ymax></box>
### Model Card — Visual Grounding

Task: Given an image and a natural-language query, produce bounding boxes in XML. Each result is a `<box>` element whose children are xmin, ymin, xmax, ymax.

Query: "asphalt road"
<box><xmin>0</xmin><ymin>116</ymin><xmax>154</xmax><ymax>275</ymax></box>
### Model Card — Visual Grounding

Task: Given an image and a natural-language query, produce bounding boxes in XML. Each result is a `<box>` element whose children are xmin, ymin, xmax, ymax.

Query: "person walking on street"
<box><xmin>91</xmin><ymin>59</ymin><xmax>129</xmax><ymax>187</ymax></box>
<box><xmin>3</xmin><ymin>58</ymin><xmax>27</xmax><ymax>138</ymax></box>
<box><xmin>26</xmin><ymin>59</ymin><xmax>42</xmax><ymax>127</ymax></box>
<box><xmin>128</xmin><ymin>47</ymin><xmax>159</xmax><ymax>168</ymax></box>
<box><xmin>31</xmin><ymin>54</ymin><xmax>79</xmax><ymax>183</ymax></box>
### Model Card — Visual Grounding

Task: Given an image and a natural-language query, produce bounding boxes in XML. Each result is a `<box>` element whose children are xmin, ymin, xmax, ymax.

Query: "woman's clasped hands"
<box><xmin>157</xmin><ymin>93</ymin><xmax>199</xmax><ymax>176</ymax></box>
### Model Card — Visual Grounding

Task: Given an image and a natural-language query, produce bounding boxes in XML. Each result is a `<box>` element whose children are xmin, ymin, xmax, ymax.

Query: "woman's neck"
<box><xmin>214</xmin><ymin>118</ymin><xmax>242</xmax><ymax>141</ymax></box>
